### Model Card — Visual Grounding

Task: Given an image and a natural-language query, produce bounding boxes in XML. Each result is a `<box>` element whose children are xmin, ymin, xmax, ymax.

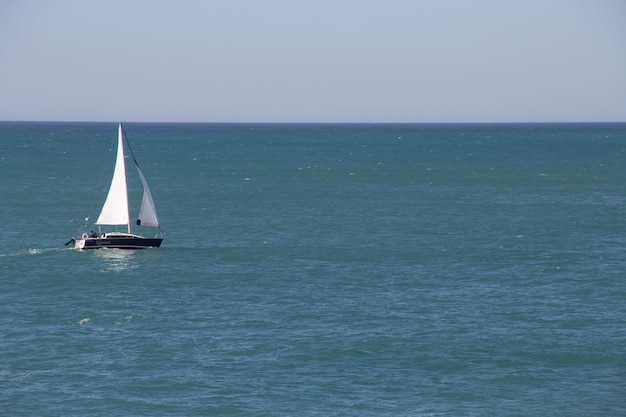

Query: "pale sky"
<box><xmin>1</xmin><ymin>0</ymin><xmax>625</xmax><ymax>123</ymax></box>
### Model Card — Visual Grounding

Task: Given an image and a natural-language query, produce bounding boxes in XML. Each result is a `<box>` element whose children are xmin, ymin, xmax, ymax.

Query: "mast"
<box><xmin>121</xmin><ymin>123</ymin><xmax>131</xmax><ymax>234</ymax></box>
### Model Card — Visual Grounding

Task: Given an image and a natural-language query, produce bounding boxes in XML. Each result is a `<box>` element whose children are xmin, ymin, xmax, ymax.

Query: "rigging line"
<box><xmin>121</xmin><ymin>123</ymin><xmax>142</xmax><ymax>169</ymax></box>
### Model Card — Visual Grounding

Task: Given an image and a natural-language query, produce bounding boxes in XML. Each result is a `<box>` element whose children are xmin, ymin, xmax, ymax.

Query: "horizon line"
<box><xmin>2</xmin><ymin>119</ymin><xmax>626</xmax><ymax>125</ymax></box>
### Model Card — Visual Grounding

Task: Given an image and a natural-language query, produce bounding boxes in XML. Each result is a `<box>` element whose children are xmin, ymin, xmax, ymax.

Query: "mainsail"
<box><xmin>95</xmin><ymin>124</ymin><xmax>130</xmax><ymax>229</ymax></box>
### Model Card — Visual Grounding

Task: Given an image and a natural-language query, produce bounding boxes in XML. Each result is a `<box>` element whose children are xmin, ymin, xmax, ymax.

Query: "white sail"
<box><xmin>96</xmin><ymin>124</ymin><xmax>130</xmax><ymax>228</ymax></box>
<box><xmin>136</xmin><ymin>165</ymin><xmax>159</xmax><ymax>227</ymax></box>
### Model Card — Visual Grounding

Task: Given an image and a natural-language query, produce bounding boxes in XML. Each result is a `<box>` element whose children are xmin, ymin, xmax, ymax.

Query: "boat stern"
<box><xmin>74</xmin><ymin>238</ymin><xmax>86</xmax><ymax>250</ymax></box>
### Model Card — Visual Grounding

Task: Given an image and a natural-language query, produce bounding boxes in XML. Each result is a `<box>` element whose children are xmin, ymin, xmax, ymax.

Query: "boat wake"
<box><xmin>0</xmin><ymin>247</ymin><xmax>67</xmax><ymax>258</ymax></box>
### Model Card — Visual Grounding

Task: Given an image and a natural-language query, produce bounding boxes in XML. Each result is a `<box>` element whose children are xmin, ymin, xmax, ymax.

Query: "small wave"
<box><xmin>78</xmin><ymin>318</ymin><xmax>91</xmax><ymax>325</ymax></box>
<box><xmin>28</xmin><ymin>248</ymin><xmax>43</xmax><ymax>255</ymax></box>
<box><xmin>115</xmin><ymin>314</ymin><xmax>145</xmax><ymax>325</ymax></box>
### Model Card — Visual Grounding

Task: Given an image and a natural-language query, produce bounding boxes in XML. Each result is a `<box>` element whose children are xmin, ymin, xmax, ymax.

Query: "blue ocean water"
<box><xmin>0</xmin><ymin>122</ymin><xmax>625</xmax><ymax>416</ymax></box>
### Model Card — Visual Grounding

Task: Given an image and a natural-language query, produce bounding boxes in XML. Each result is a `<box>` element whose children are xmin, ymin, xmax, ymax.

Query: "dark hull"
<box><xmin>78</xmin><ymin>236</ymin><xmax>163</xmax><ymax>249</ymax></box>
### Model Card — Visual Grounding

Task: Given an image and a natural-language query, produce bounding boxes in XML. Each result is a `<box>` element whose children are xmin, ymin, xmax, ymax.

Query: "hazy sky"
<box><xmin>1</xmin><ymin>0</ymin><xmax>625</xmax><ymax>123</ymax></box>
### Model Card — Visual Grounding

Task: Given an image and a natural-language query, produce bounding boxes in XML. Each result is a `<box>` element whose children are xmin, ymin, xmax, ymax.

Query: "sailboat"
<box><xmin>68</xmin><ymin>123</ymin><xmax>164</xmax><ymax>249</ymax></box>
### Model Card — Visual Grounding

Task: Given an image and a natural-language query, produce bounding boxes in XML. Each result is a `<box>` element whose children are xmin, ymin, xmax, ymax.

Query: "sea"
<box><xmin>0</xmin><ymin>122</ymin><xmax>624</xmax><ymax>416</ymax></box>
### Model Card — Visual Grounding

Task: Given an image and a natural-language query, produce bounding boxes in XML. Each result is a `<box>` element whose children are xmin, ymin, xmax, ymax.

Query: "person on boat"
<box><xmin>89</xmin><ymin>230</ymin><xmax>98</xmax><ymax>238</ymax></box>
